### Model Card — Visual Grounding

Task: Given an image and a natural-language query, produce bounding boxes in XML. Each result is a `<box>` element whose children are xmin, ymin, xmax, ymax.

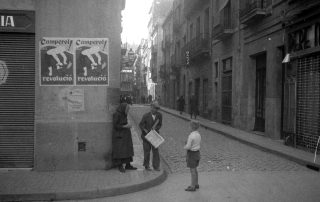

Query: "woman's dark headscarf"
<box><xmin>116</xmin><ymin>103</ymin><xmax>128</xmax><ymax>115</ymax></box>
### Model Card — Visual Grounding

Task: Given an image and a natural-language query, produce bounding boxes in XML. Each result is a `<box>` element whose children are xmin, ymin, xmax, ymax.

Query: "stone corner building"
<box><xmin>0</xmin><ymin>0</ymin><xmax>125</xmax><ymax>171</ymax></box>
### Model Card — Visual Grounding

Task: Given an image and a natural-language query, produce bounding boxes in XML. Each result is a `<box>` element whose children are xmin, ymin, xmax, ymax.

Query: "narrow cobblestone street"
<box><xmin>130</xmin><ymin>105</ymin><xmax>310</xmax><ymax>173</ymax></box>
<box><xmin>63</xmin><ymin>104</ymin><xmax>320</xmax><ymax>202</ymax></box>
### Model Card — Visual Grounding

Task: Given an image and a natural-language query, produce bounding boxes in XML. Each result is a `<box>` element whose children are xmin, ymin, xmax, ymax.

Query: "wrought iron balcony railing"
<box><xmin>240</xmin><ymin>0</ymin><xmax>269</xmax><ymax>24</ymax></box>
<box><xmin>184</xmin><ymin>0</ymin><xmax>210</xmax><ymax>17</ymax></box>
<box><xmin>184</xmin><ymin>33</ymin><xmax>210</xmax><ymax>61</ymax></box>
<box><xmin>212</xmin><ymin>22</ymin><xmax>233</xmax><ymax>40</ymax></box>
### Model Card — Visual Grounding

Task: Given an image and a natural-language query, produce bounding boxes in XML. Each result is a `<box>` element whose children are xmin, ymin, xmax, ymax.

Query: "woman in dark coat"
<box><xmin>189</xmin><ymin>94</ymin><xmax>199</xmax><ymax>119</ymax></box>
<box><xmin>177</xmin><ymin>96</ymin><xmax>185</xmax><ymax>115</ymax></box>
<box><xmin>112</xmin><ymin>103</ymin><xmax>137</xmax><ymax>172</ymax></box>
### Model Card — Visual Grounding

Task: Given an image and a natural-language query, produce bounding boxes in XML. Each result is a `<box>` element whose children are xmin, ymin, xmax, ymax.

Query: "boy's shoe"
<box><xmin>195</xmin><ymin>184</ymin><xmax>200</xmax><ymax>189</ymax></box>
<box><xmin>185</xmin><ymin>186</ymin><xmax>196</xmax><ymax>192</ymax></box>
<box><xmin>118</xmin><ymin>166</ymin><xmax>125</xmax><ymax>173</ymax></box>
<box><xmin>144</xmin><ymin>166</ymin><xmax>152</xmax><ymax>171</ymax></box>
<box><xmin>153</xmin><ymin>168</ymin><xmax>160</xmax><ymax>171</ymax></box>
<box><xmin>125</xmin><ymin>164</ymin><xmax>137</xmax><ymax>170</ymax></box>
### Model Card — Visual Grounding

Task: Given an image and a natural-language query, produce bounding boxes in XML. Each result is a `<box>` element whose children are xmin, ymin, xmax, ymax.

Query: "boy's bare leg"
<box><xmin>190</xmin><ymin>168</ymin><xmax>197</xmax><ymax>187</ymax></box>
<box><xmin>195</xmin><ymin>168</ymin><xmax>198</xmax><ymax>186</ymax></box>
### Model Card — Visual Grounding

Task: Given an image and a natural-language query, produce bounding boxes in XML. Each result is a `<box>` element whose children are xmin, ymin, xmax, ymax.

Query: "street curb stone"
<box><xmin>0</xmin><ymin>170</ymin><xmax>167</xmax><ymax>202</ymax></box>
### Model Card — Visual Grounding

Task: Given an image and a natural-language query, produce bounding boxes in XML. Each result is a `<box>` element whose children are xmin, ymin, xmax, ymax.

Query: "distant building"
<box><xmin>184</xmin><ymin>0</ymin><xmax>212</xmax><ymax>117</ymax></box>
<box><xmin>135</xmin><ymin>39</ymin><xmax>149</xmax><ymax>103</ymax></box>
<box><xmin>120</xmin><ymin>48</ymin><xmax>135</xmax><ymax>98</ymax></box>
<box><xmin>151</xmin><ymin>0</ymin><xmax>320</xmax><ymax>153</ymax></box>
<box><xmin>148</xmin><ymin>0</ymin><xmax>173</xmax><ymax>103</ymax></box>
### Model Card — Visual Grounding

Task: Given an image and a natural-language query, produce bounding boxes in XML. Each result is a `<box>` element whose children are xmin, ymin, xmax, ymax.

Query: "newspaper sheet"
<box><xmin>145</xmin><ymin>130</ymin><xmax>165</xmax><ymax>148</ymax></box>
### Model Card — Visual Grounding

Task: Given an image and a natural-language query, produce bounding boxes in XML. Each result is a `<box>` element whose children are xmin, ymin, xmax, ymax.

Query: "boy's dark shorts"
<box><xmin>186</xmin><ymin>150</ymin><xmax>200</xmax><ymax>168</ymax></box>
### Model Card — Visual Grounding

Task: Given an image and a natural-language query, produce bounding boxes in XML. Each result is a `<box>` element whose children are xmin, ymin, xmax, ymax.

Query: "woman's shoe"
<box><xmin>185</xmin><ymin>186</ymin><xmax>196</xmax><ymax>191</ymax></box>
<box><xmin>118</xmin><ymin>165</ymin><xmax>125</xmax><ymax>173</ymax></box>
<box><xmin>125</xmin><ymin>164</ymin><xmax>137</xmax><ymax>170</ymax></box>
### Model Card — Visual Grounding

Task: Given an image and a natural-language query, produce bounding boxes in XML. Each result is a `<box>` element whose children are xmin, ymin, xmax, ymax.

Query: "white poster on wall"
<box><xmin>67</xmin><ymin>88</ymin><xmax>85</xmax><ymax>112</ymax></box>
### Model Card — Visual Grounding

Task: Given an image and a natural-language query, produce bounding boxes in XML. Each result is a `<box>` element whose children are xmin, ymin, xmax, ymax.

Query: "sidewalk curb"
<box><xmin>0</xmin><ymin>170</ymin><xmax>167</xmax><ymax>202</ymax></box>
<box><xmin>160</xmin><ymin>108</ymin><xmax>320</xmax><ymax>171</ymax></box>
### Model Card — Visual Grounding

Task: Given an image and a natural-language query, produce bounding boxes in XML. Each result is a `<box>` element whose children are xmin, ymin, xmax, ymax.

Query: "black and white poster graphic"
<box><xmin>40</xmin><ymin>38</ymin><xmax>74</xmax><ymax>85</ymax></box>
<box><xmin>75</xmin><ymin>38</ymin><xmax>109</xmax><ymax>86</ymax></box>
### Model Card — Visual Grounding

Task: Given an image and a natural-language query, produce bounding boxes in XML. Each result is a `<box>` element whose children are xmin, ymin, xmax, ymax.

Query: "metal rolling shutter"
<box><xmin>296</xmin><ymin>55</ymin><xmax>320</xmax><ymax>152</ymax></box>
<box><xmin>0</xmin><ymin>33</ymin><xmax>35</xmax><ymax>168</ymax></box>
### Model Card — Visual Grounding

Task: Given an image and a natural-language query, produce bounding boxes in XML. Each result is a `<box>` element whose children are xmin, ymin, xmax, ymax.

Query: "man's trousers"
<box><xmin>142</xmin><ymin>139</ymin><xmax>160</xmax><ymax>169</ymax></box>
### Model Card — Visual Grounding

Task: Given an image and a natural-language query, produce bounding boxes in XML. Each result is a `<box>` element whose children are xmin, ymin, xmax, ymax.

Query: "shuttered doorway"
<box><xmin>296</xmin><ymin>54</ymin><xmax>320</xmax><ymax>152</ymax></box>
<box><xmin>0</xmin><ymin>33</ymin><xmax>35</xmax><ymax>168</ymax></box>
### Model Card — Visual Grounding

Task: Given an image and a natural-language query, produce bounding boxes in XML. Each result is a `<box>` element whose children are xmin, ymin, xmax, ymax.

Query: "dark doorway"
<box><xmin>195</xmin><ymin>78</ymin><xmax>200</xmax><ymax>112</ymax></box>
<box><xmin>188</xmin><ymin>81</ymin><xmax>193</xmax><ymax>113</ymax></box>
<box><xmin>222</xmin><ymin>58</ymin><xmax>232</xmax><ymax>124</ymax></box>
<box><xmin>254</xmin><ymin>53</ymin><xmax>266</xmax><ymax>132</ymax></box>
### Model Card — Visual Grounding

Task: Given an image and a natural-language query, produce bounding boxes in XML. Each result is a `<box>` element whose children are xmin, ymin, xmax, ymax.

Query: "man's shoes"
<box><xmin>125</xmin><ymin>164</ymin><xmax>137</xmax><ymax>170</ymax></box>
<box><xmin>118</xmin><ymin>166</ymin><xmax>125</xmax><ymax>173</ymax></box>
<box><xmin>144</xmin><ymin>166</ymin><xmax>152</xmax><ymax>171</ymax></box>
<box><xmin>195</xmin><ymin>184</ymin><xmax>200</xmax><ymax>189</ymax></box>
<box><xmin>153</xmin><ymin>168</ymin><xmax>160</xmax><ymax>171</ymax></box>
<box><xmin>185</xmin><ymin>186</ymin><xmax>196</xmax><ymax>191</ymax></box>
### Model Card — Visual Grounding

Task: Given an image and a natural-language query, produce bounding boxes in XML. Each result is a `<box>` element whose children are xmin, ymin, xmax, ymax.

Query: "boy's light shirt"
<box><xmin>184</xmin><ymin>130</ymin><xmax>201</xmax><ymax>151</ymax></box>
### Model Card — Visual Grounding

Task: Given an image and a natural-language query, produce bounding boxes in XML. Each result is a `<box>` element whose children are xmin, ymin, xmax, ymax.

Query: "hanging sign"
<box><xmin>0</xmin><ymin>11</ymin><xmax>35</xmax><ymax>33</ymax></box>
<box><xmin>40</xmin><ymin>37</ymin><xmax>75</xmax><ymax>86</ymax></box>
<box><xmin>75</xmin><ymin>38</ymin><xmax>109</xmax><ymax>86</ymax></box>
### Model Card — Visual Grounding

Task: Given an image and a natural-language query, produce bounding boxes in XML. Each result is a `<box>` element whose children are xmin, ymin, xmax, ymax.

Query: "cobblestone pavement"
<box><xmin>129</xmin><ymin>105</ymin><xmax>310</xmax><ymax>174</ymax></box>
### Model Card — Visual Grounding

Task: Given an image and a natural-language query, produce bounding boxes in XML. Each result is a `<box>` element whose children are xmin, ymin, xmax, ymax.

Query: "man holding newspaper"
<box><xmin>139</xmin><ymin>101</ymin><xmax>163</xmax><ymax>171</ymax></box>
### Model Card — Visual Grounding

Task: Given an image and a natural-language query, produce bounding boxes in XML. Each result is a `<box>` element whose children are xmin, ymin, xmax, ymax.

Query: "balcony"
<box><xmin>185</xmin><ymin>33</ymin><xmax>210</xmax><ymax>61</ymax></box>
<box><xmin>184</xmin><ymin>0</ymin><xmax>210</xmax><ymax>17</ymax></box>
<box><xmin>161</xmin><ymin>40</ymin><xmax>165</xmax><ymax>51</ymax></box>
<box><xmin>165</xmin><ymin>37</ymin><xmax>171</xmax><ymax>49</ymax></box>
<box><xmin>151</xmin><ymin>45</ymin><xmax>157</xmax><ymax>56</ymax></box>
<box><xmin>121</xmin><ymin>43</ymin><xmax>127</xmax><ymax>56</ymax></box>
<box><xmin>159</xmin><ymin>64</ymin><xmax>167</xmax><ymax>80</ymax></box>
<box><xmin>212</xmin><ymin>23</ymin><xmax>233</xmax><ymax>40</ymax></box>
<box><xmin>173</xmin><ymin>18</ymin><xmax>181</xmax><ymax>33</ymax></box>
<box><xmin>240</xmin><ymin>0</ymin><xmax>269</xmax><ymax>25</ymax></box>
<box><xmin>171</xmin><ymin>53</ymin><xmax>182</xmax><ymax>67</ymax></box>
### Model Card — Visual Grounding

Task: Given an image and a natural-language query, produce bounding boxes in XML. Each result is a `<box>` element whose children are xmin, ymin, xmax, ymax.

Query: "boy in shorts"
<box><xmin>184</xmin><ymin>120</ymin><xmax>201</xmax><ymax>191</ymax></box>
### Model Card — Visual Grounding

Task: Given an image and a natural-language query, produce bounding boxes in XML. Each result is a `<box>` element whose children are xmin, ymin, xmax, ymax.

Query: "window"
<box><xmin>177</xmin><ymin>41</ymin><xmax>181</xmax><ymax>64</ymax></box>
<box><xmin>178</xmin><ymin>6</ymin><xmax>181</xmax><ymax>24</ymax></box>
<box><xmin>223</xmin><ymin>57</ymin><xmax>232</xmax><ymax>72</ymax></box>
<box><xmin>216</xmin><ymin>0</ymin><xmax>219</xmax><ymax>12</ymax></box>
<box><xmin>189</xmin><ymin>23</ymin><xmax>193</xmax><ymax>41</ymax></box>
<box><xmin>196</xmin><ymin>17</ymin><xmax>201</xmax><ymax>37</ymax></box>
<box><xmin>204</xmin><ymin>8</ymin><xmax>210</xmax><ymax>35</ymax></box>
<box><xmin>215</xmin><ymin>61</ymin><xmax>219</xmax><ymax>78</ymax></box>
<box><xmin>203</xmin><ymin>79</ymin><xmax>209</xmax><ymax>111</ymax></box>
<box><xmin>222</xmin><ymin>1</ymin><xmax>232</xmax><ymax>28</ymax></box>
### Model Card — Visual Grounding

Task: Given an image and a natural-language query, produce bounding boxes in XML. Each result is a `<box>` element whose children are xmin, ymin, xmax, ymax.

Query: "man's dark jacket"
<box><xmin>139</xmin><ymin>111</ymin><xmax>162</xmax><ymax>140</ymax></box>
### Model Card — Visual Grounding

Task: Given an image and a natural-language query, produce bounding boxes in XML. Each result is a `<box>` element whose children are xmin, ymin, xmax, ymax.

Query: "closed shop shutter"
<box><xmin>0</xmin><ymin>33</ymin><xmax>35</xmax><ymax>168</ymax></box>
<box><xmin>296</xmin><ymin>54</ymin><xmax>320</xmax><ymax>152</ymax></box>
